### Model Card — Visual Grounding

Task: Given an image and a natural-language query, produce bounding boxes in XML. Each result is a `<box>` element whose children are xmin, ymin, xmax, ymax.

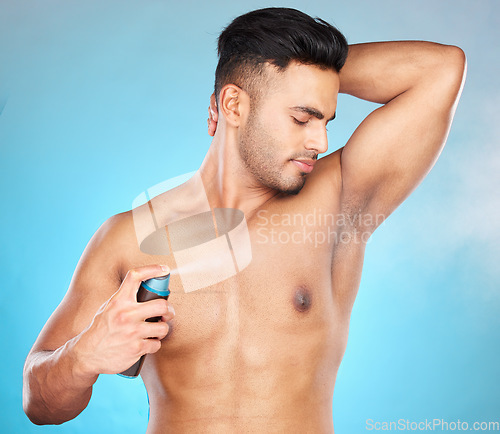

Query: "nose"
<box><xmin>304</xmin><ymin>126</ymin><xmax>328</xmax><ymax>154</ymax></box>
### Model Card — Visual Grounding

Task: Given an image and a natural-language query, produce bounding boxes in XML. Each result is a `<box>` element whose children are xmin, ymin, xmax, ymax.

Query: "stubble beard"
<box><xmin>238</xmin><ymin>110</ymin><xmax>307</xmax><ymax>196</ymax></box>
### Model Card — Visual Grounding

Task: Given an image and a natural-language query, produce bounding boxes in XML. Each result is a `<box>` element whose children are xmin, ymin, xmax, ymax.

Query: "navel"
<box><xmin>293</xmin><ymin>286</ymin><xmax>312</xmax><ymax>312</ymax></box>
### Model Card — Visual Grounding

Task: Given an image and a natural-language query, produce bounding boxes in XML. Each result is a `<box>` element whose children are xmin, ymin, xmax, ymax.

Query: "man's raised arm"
<box><xmin>338</xmin><ymin>41</ymin><xmax>466</xmax><ymax>227</ymax></box>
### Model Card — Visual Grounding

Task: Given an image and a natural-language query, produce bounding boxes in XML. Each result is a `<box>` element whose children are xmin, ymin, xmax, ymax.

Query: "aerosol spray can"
<box><xmin>119</xmin><ymin>274</ymin><xmax>170</xmax><ymax>378</ymax></box>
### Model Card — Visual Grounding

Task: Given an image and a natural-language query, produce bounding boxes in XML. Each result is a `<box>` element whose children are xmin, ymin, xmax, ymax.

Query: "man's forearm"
<box><xmin>23</xmin><ymin>336</ymin><xmax>98</xmax><ymax>425</ymax></box>
<box><xmin>339</xmin><ymin>41</ymin><xmax>466</xmax><ymax>105</ymax></box>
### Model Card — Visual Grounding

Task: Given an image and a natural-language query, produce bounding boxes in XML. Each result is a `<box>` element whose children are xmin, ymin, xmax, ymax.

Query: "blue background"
<box><xmin>1</xmin><ymin>0</ymin><xmax>498</xmax><ymax>432</ymax></box>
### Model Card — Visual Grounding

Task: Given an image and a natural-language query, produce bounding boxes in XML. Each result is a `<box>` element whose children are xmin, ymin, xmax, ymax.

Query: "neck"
<box><xmin>198</xmin><ymin>134</ymin><xmax>280</xmax><ymax>216</ymax></box>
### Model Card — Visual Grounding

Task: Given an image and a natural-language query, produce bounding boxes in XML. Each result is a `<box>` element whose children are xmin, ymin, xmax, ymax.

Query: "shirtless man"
<box><xmin>23</xmin><ymin>7</ymin><xmax>466</xmax><ymax>433</ymax></box>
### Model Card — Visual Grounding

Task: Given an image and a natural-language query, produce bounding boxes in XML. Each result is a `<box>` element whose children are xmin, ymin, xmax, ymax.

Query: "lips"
<box><xmin>291</xmin><ymin>159</ymin><xmax>316</xmax><ymax>174</ymax></box>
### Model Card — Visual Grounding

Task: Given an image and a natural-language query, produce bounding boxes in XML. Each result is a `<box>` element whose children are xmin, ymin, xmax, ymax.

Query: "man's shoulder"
<box><xmin>83</xmin><ymin>211</ymin><xmax>139</xmax><ymax>278</ymax></box>
<box><xmin>96</xmin><ymin>211</ymin><xmax>135</xmax><ymax>246</ymax></box>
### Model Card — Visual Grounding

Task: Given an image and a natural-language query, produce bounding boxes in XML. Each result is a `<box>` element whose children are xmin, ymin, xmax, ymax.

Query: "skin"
<box><xmin>237</xmin><ymin>65</ymin><xmax>330</xmax><ymax>195</ymax></box>
<box><xmin>23</xmin><ymin>41</ymin><xmax>466</xmax><ymax>433</ymax></box>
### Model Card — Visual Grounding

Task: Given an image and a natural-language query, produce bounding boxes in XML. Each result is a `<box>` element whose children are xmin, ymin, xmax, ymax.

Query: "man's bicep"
<box><xmin>30</xmin><ymin>215</ymin><xmax>127</xmax><ymax>353</ymax></box>
<box><xmin>340</xmin><ymin>65</ymin><xmax>464</xmax><ymax>223</ymax></box>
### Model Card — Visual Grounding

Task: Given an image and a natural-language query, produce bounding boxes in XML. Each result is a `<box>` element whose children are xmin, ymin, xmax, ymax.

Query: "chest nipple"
<box><xmin>293</xmin><ymin>286</ymin><xmax>312</xmax><ymax>312</ymax></box>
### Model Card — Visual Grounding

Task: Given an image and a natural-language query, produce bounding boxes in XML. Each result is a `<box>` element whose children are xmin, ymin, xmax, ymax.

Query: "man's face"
<box><xmin>238</xmin><ymin>61</ymin><xmax>339</xmax><ymax>195</ymax></box>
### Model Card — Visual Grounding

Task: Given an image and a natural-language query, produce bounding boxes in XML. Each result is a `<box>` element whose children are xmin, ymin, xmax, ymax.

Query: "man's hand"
<box><xmin>23</xmin><ymin>214</ymin><xmax>177</xmax><ymax>425</ymax></box>
<box><xmin>75</xmin><ymin>264</ymin><xmax>175</xmax><ymax>376</ymax></box>
<box><xmin>207</xmin><ymin>93</ymin><xmax>218</xmax><ymax>136</ymax></box>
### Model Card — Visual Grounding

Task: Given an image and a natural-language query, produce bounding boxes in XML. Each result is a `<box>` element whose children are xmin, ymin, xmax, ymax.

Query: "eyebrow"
<box><xmin>290</xmin><ymin>106</ymin><xmax>336</xmax><ymax>122</ymax></box>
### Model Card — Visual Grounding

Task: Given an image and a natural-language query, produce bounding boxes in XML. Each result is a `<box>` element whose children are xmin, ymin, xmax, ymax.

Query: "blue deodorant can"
<box><xmin>118</xmin><ymin>274</ymin><xmax>170</xmax><ymax>378</ymax></box>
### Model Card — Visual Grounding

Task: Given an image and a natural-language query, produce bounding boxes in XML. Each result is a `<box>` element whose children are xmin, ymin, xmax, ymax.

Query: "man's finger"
<box><xmin>134</xmin><ymin>298</ymin><xmax>174</xmax><ymax>322</ymax></box>
<box><xmin>120</xmin><ymin>264</ymin><xmax>170</xmax><ymax>300</ymax></box>
<box><xmin>138</xmin><ymin>321</ymin><xmax>170</xmax><ymax>340</ymax></box>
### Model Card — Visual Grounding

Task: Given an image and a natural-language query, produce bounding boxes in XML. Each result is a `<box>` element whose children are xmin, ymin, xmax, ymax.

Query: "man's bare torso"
<box><xmin>117</xmin><ymin>151</ymin><xmax>366</xmax><ymax>433</ymax></box>
<box><xmin>22</xmin><ymin>36</ymin><xmax>465</xmax><ymax>432</ymax></box>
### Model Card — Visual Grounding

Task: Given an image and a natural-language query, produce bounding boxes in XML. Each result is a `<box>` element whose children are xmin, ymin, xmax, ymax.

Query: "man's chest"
<box><xmin>126</xmin><ymin>199</ymin><xmax>359</xmax><ymax>359</ymax></box>
<box><xmin>143</xmin><ymin>229</ymin><xmax>346</xmax><ymax>362</ymax></box>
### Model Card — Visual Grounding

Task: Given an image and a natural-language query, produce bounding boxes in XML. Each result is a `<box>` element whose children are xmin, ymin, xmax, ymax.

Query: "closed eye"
<box><xmin>292</xmin><ymin>117</ymin><xmax>308</xmax><ymax>126</ymax></box>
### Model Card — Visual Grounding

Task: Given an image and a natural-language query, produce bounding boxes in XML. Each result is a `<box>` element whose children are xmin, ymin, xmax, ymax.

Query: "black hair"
<box><xmin>214</xmin><ymin>7</ymin><xmax>348</xmax><ymax>105</ymax></box>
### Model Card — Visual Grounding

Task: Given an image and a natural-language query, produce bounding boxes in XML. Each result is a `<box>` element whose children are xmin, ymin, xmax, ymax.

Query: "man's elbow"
<box><xmin>23</xmin><ymin>363</ymin><xmax>66</xmax><ymax>425</ymax></box>
<box><xmin>424</xmin><ymin>44</ymin><xmax>467</xmax><ymax>110</ymax></box>
<box><xmin>23</xmin><ymin>392</ymin><xmax>69</xmax><ymax>426</ymax></box>
<box><xmin>439</xmin><ymin>45</ymin><xmax>467</xmax><ymax>92</ymax></box>
<box><xmin>23</xmin><ymin>404</ymin><xmax>46</xmax><ymax>426</ymax></box>
<box><xmin>23</xmin><ymin>388</ymin><xmax>50</xmax><ymax>425</ymax></box>
<box><xmin>23</xmin><ymin>377</ymin><xmax>48</xmax><ymax>425</ymax></box>
<box><xmin>445</xmin><ymin>44</ymin><xmax>467</xmax><ymax>74</ymax></box>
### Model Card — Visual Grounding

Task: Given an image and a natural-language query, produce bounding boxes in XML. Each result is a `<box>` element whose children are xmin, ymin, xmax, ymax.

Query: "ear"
<box><xmin>207</xmin><ymin>93</ymin><xmax>218</xmax><ymax>137</ymax></box>
<box><xmin>219</xmin><ymin>84</ymin><xmax>248</xmax><ymax>128</ymax></box>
